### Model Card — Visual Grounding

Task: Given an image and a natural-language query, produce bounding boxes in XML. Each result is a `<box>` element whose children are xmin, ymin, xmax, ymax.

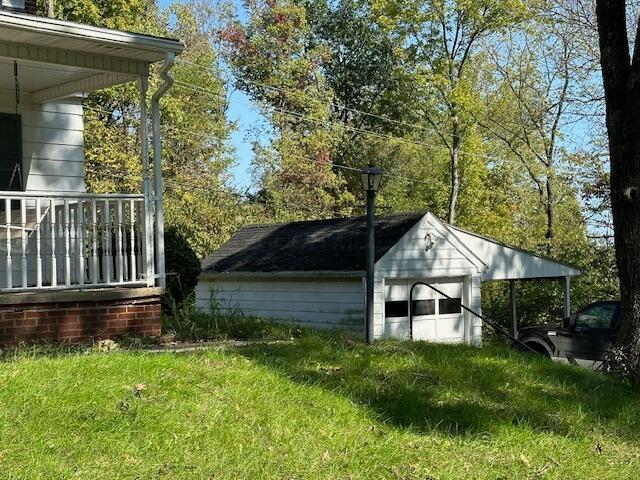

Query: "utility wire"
<box><xmin>172</xmin><ymin>79</ymin><xmax>504</xmax><ymax>167</ymax></box>
<box><xmin>173</xmin><ymin>80</ymin><xmax>452</xmax><ymax>153</ymax></box>
<box><xmin>84</xmin><ymin>167</ymin><xmax>349</xmax><ymax>217</ymax></box>
<box><xmin>84</xmin><ymin>103</ymin><xmax>437</xmax><ymax>188</ymax></box>
<box><xmin>176</xmin><ymin>57</ymin><xmax>437</xmax><ymax>135</ymax></box>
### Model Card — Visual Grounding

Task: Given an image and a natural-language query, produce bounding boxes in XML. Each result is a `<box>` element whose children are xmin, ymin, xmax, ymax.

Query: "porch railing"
<box><xmin>0</xmin><ymin>192</ymin><xmax>152</xmax><ymax>292</ymax></box>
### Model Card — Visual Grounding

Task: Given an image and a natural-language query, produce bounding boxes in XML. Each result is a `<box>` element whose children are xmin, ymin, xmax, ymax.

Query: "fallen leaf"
<box><xmin>520</xmin><ymin>453</ymin><xmax>532</xmax><ymax>468</ymax></box>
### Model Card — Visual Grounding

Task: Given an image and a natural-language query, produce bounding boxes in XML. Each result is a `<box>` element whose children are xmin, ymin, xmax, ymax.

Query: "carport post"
<box><xmin>563</xmin><ymin>276</ymin><xmax>571</xmax><ymax>318</ymax></box>
<box><xmin>509</xmin><ymin>280</ymin><xmax>517</xmax><ymax>336</ymax></box>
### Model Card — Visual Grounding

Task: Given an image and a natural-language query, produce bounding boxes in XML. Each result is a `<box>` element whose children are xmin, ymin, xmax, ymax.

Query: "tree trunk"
<box><xmin>545</xmin><ymin>169</ymin><xmax>554</xmax><ymax>251</ymax></box>
<box><xmin>597</xmin><ymin>0</ymin><xmax>640</xmax><ymax>376</ymax></box>
<box><xmin>47</xmin><ymin>0</ymin><xmax>55</xmax><ymax>18</ymax></box>
<box><xmin>447</xmin><ymin>119</ymin><xmax>461</xmax><ymax>224</ymax></box>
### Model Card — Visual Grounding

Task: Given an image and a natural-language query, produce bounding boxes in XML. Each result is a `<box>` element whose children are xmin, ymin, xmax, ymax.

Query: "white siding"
<box><xmin>196</xmin><ymin>277</ymin><xmax>365</xmax><ymax>330</ymax></box>
<box><xmin>448</xmin><ymin>226</ymin><xmax>581</xmax><ymax>280</ymax></box>
<box><xmin>0</xmin><ymin>92</ymin><xmax>86</xmax><ymax>194</ymax></box>
<box><xmin>376</xmin><ymin>214</ymin><xmax>479</xmax><ymax>278</ymax></box>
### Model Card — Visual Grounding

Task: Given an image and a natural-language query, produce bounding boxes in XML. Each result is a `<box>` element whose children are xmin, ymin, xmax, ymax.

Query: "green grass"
<box><xmin>0</xmin><ymin>335</ymin><xmax>639</xmax><ymax>479</ymax></box>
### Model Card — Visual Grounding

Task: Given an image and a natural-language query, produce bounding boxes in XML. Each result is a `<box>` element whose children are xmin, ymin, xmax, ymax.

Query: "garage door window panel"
<box><xmin>412</xmin><ymin>299</ymin><xmax>435</xmax><ymax>316</ymax></box>
<box><xmin>439</xmin><ymin>298</ymin><xmax>462</xmax><ymax>315</ymax></box>
<box><xmin>385</xmin><ymin>300</ymin><xmax>408</xmax><ymax>318</ymax></box>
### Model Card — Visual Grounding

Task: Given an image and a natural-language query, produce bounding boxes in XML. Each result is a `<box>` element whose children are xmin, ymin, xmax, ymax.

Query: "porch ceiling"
<box><xmin>0</xmin><ymin>58</ymin><xmax>128</xmax><ymax>94</ymax></box>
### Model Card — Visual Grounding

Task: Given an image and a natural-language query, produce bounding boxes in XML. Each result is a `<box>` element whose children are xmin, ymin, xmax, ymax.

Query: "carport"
<box><xmin>446</xmin><ymin>226</ymin><xmax>582</xmax><ymax>335</ymax></box>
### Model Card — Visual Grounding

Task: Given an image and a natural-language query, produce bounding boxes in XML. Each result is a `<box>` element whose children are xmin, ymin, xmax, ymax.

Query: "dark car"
<box><xmin>517</xmin><ymin>301</ymin><xmax>620</xmax><ymax>364</ymax></box>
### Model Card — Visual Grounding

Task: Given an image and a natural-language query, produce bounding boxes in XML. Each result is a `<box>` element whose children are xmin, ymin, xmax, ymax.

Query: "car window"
<box><xmin>575</xmin><ymin>303</ymin><xmax>617</xmax><ymax>331</ymax></box>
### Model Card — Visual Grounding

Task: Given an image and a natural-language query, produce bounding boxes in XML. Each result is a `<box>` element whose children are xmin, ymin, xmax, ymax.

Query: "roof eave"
<box><xmin>200</xmin><ymin>270</ymin><xmax>366</xmax><ymax>279</ymax></box>
<box><xmin>0</xmin><ymin>10</ymin><xmax>184</xmax><ymax>59</ymax></box>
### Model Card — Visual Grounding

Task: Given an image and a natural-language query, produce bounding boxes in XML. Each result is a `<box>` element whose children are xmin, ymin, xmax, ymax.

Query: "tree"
<box><xmin>372</xmin><ymin>0</ymin><xmax>529</xmax><ymax>223</ymax></box>
<box><xmin>49</xmin><ymin>0</ymin><xmax>240</xmax><ymax>257</ymax></box>
<box><xmin>596</xmin><ymin>1</ymin><xmax>640</xmax><ymax>378</ymax></box>
<box><xmin>222</xmin><ymin>0</ymin><xmax>355</xmax><ymax>220</ymax></box>
<box><xmin>483</xmin><ymin>23</ymin><xmax>576</xmax><ymax>249</ymax></box>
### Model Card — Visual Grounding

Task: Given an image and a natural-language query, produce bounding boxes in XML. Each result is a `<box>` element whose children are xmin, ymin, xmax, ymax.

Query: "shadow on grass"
<box><xmin>234</xmin><ymin>335</ymin><xmax>640</xmax><ymax>440</ymax></box>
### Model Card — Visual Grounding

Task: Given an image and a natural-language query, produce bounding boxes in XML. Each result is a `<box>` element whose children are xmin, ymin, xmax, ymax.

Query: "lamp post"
<box><xmin>361</xmin><ymin>165</ymin><xmax>384</xmax><ymax>345</ymax></box>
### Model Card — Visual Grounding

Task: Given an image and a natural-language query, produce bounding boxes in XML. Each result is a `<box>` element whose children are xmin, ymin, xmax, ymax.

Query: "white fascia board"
<box><xmin>0</xmin><ymin>41</ymin><xmax>149</xmax><ymax>75</ymax></box>
<box><xmin>373</xmin><ymin>212</ymin><xmax>485</xmax><ymax>275</ymax></box>
<box><xmin>32</xmin><ymin>73</ymin><xmax>134</xmax><ymax>103</ymax></box>
<box><xmin>0</xmin><ymin>11</ymin><xmax>184</xmax><ymax>60</ymax></box>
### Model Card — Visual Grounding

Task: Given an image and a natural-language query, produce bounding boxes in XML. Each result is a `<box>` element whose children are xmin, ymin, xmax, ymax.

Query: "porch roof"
<box><xmin>0</xmin><ymin>10</ymin><xmax>183</xmax><ymax>102</ymax></box>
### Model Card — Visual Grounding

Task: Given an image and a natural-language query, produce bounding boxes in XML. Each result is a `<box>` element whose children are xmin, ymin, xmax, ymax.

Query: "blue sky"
<box><xmin>159</xmin><ymin>0</ymin><xmax>261</xmax><ymax>191</ymax></box>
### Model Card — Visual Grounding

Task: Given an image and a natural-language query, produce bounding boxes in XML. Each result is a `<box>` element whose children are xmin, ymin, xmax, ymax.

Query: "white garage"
<box><xmin>196</xmin><ymin>212</ymin><xmax>581</xmax><ymax>344</ymax></box>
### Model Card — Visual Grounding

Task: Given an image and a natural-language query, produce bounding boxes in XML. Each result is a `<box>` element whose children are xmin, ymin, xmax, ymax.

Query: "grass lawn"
<box><xmin>0</xmin><ymin>336</ymin><xmax>639</xmax><ymax>479</ymax></box>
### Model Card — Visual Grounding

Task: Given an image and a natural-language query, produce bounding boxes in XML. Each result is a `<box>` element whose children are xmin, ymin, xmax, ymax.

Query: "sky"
<box><xmin>159</xmin><ymin>0</ymin><xmax>262</xmax><ymax>192</ymax></box>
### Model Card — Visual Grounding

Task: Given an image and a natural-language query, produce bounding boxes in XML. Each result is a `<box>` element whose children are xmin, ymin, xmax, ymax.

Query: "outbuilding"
<box><xmin>196</xmin><ymin>212</ymin><xmax>581</xmax><ymax>344</ymax></box>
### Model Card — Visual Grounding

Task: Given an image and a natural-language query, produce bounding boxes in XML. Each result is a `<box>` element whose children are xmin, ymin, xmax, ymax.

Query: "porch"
<box><xmin>0</xmin><ymin>10</ymin><xmax>183</xmax><ymax>295</ymax></box>
<box><xmin>0</xmin><ymin>10</ymin><xmax>183</xmax><ymax>343</ymax></box>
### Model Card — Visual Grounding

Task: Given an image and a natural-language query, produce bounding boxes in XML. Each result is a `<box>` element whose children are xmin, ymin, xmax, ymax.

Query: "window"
<box><xmin>411</xmin><ymin>299</ymin><xmax>435</xmax><ymax>316</ymax></box>
<box><xmin>385</xmin><ymin>300</ymin><xmax>408</xmax><ymax>318</ymax></box>
<box><xmin>575</xmin><ymin>303</ymin><xmax>617</xmax><ymax>331</ymax></box>
<box><xmin>0</xmin><ymin>114</ymin><xmax>22</xmax><ymax>192</ymax></box>
<box><xmin>1</xmin><ymin>1</ymin><xmax>25</xmax><ymax>12</ymax></box>
<box><xmin>439</xmin><ymin>298</ymin><xmax>462</xmax><ymax>315</ymax></box>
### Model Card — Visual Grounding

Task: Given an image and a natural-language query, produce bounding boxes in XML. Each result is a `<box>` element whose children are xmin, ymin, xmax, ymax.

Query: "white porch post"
<box><xmin>138</xmin><ymin>75</ymin><xmax>155</xmax><ymax>287</ymax></box>
<box><xmin>563</xmin><ymin>276</ymin><xmax>571</xmax><ymax>318</ymax></box>
<box><xmin>463</xmin><ymin>275</ymin><xmax>473</xmax><ymax>345</ymax></box>
<box><xmin>151</xmin><ymin>52</ymin><xmax>175</xmax><ymax>289</ymax></box>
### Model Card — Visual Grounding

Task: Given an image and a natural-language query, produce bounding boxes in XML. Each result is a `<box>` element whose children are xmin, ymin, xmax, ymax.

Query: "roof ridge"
<box><xmin>240</xmin><ymin>211</ymin><xmax>426</xmax><ymax>230</ymax></box>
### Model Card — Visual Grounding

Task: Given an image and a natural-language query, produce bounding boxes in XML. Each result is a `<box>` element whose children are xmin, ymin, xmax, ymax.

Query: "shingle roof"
<box><xmin>201</xmin><ymin>213</ymin><xmax>425</xmax><ymax>274</ymax></box>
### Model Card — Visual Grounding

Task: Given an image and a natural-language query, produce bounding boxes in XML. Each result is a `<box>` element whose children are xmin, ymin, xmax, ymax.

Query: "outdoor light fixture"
<box><xmin>362</xmin><ymin>165</ymin><xmax>384</xmax><ymax>345</ymax></box>
<box><xmin>360</xmin><ymin>165</ymin><xmax>384</xmax><ymax>192</ymax></box>
<box><xmin>424</xmin><ymin>232</ymin><xmax>436</xmax><ymax>251</ymax></box>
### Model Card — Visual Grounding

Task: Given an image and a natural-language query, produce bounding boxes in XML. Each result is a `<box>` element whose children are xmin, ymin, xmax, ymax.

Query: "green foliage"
<box><xmin>37</xmin><ymin>0</ymin><xmax>156</xmax><ymax>31</ymax></box>
<box><xmin>57</xmin><ymin>1</ymin><xmax>241</xmax><ymax>258</ymax></box>
<box><xmin>222</xmin><ymin>0</ymin><xmax>356</xmax><ymax>219</ymax></box>
<box><xmin>164</xmin><ymin>227</ymin><xmax>202</xmax><ymax>307</ymax></box>
<box><xmin>0</xmin><ymin>339</ymin><xmax>639</xmax><ymax>477</ymax></box>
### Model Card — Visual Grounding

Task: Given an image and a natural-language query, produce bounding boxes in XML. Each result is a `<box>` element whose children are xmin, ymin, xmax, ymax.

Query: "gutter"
<box><xmin>151</xmin><ymin>52</ymin><xmax>176</xmax><ymax>289</ymax></box>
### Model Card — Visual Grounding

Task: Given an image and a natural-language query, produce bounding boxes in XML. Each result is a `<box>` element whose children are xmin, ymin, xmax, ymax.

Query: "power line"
<box><xmin>83</xmin><ymin>167</ymin><xmax>350</xmax><ymax>217</ymax></box>
<box><xmin>177</xmin><ymin>57</ymin><xmax>437</xmax><ymax>135</ymax></box>
<box><xmin>84</xmin><ymin>102</ymin><xmax>437</xmax><ymax>187</ymax></box>
<box><xmin>173</xmin><ymin>78</ymin><xmax>507</xmax><ymax>169</ymax></box>
<box><xmin>173</xmin><ymin>80</ymin><xmax>452</xmax><ymax>153</ymax></box>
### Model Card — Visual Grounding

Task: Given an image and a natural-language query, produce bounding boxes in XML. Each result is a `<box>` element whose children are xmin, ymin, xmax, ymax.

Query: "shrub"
<box><xmin>164</xmin><ymin>226</ymin><xmax>201</xmax><ymax>307</ymax></box>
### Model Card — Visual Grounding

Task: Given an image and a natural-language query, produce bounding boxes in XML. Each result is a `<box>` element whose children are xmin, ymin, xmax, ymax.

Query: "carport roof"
<box><xmin>201</xmin><ymin>213</ymin><xmax>424</xmax><ymax>274</ymax></box>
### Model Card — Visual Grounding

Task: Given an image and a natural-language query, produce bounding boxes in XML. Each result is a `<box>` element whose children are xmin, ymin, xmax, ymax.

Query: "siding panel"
<box><xmin>0</xmin><ymin>97</ymin><xmax>86</xmax><ymax>194</ymax></box>
<box><xmin>196</xmin><ymin>278</ymin><xmax>364</xmax><ymax>329</ymax></box>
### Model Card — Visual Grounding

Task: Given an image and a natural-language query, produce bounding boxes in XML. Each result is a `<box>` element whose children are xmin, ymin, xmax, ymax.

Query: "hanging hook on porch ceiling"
<box><xmin>13</xmin><ymin>60</ymin><xmax>20</xmax><ymax>114</ymax></box>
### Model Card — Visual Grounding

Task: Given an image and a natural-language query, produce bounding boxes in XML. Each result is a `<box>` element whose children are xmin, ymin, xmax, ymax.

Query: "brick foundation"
<box><xmin>0</xmin><ymin>288</ymin><xmax>163</xmax><ymax>345</ymax></box>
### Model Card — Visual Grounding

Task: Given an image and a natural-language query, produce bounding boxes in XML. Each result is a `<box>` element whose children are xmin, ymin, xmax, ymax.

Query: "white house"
<box><xmin>0</xmin><ymin>4</ymin><xmax>182</xmax><ymax>343</ymax></box>
<box><xmin>197</xmin><ymin>212</ymin><xmax>582</xmax><ymax>344</ymax></box>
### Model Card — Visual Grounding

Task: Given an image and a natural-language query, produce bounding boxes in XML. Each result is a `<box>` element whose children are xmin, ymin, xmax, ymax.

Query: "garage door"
<box><xmin>383</xmin><ymin>279</ymin><xmax>465</xmax><ymax>342</ymax></box>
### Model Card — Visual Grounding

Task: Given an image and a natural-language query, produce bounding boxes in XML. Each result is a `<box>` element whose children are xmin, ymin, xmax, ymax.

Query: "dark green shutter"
<box><xmin>0</xmin><ymin>114</ymin><xmax>22</xmax><ymax>192</ymax></box>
